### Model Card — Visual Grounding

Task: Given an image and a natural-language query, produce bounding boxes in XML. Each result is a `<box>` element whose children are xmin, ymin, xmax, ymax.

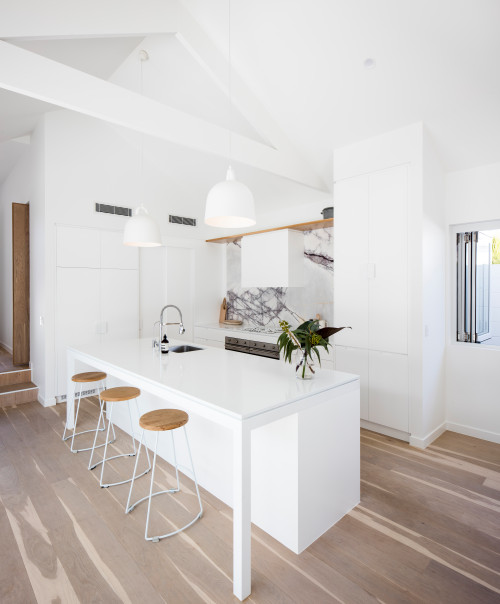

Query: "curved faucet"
<box><xmin>154</xmin><ymin>304</ymin><xmax>185</xmax><ymax>349</ymax></box>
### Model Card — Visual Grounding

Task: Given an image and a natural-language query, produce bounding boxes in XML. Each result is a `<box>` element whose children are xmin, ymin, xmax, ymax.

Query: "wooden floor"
<box><xmin>0</xmin><ymin>345</ymin><xmax>29</xmax><ymax>372</ymax></box>
<box><xmin>0</xmin><ymin>398</ymin><xmax>499</xmax><ymax>603</ymax></box>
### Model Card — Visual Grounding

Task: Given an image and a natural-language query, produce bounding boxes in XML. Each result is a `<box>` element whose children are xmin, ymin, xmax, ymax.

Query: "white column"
<box><xmin>233</xmin><ymin>421</ymin><xmax>251</xmax><ymax>600</ymax></box>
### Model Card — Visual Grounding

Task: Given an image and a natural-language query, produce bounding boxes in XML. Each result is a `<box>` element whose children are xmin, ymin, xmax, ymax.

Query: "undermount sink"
<box><xmin>169</xmin><ymin>345</ymin><xmax>202</xmax><ymax>353</ymax></box>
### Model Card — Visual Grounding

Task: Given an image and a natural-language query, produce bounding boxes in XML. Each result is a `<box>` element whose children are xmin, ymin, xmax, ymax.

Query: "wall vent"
<box><xmin>169</xmin><ymin>214</ymin><xmax>197</xmax><ymax>227</ymax></box>
<box><xmin>56</xmin><ymin>388</ymin><xmax>98</xmax><ymax>403</ymax></box>
<box><xmin>95</xmin><ymin>202</ymin><xmax>132</xmax><ymax>217</ymax></box>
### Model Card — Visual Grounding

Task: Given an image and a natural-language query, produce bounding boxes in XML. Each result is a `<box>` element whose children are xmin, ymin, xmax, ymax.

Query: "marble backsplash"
<box><xmin>226</xmin><ymin>228</ymin><xmax>333</xmax><ymax>328</ymax></box>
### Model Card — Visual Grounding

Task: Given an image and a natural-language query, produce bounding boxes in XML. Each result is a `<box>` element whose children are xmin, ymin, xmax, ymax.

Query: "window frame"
<box><xmin>452</xmin><ymin>220</ymin><xmax>500</xmax><ymax>347</ymax></box>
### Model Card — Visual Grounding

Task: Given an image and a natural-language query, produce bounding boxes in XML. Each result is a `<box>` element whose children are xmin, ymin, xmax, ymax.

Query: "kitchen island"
<box><xmin>66</xmin><ymin>338</ymin><xmax>360</xmax><ymax>601</ymax></box>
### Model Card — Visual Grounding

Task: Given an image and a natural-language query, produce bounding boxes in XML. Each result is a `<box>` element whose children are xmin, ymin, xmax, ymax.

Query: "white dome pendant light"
<box><xmin>204</xmin><ymin>0</ymin><xmax>256</xmax><ymax>229</ymax></box>
<box><xmin>124</xmin><ymin>50</ymin><xmax>162</xmax><ymax>247</ymax></box>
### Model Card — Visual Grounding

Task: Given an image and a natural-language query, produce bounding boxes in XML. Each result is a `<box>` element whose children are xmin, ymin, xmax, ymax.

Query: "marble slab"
<box><xmin>226</xmin><ymin>227</ymin><xmax>333</xmax><ymax>328</ymax></box>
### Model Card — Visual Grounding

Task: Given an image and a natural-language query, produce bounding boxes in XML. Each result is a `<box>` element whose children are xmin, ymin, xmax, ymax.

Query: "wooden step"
<box><xmin>0</xmin><ymin>381</ymin><xmax>39</xmax><ymax>408</ymax></box>
<box><xmin>0</xmin><ymin>368</ymin><xmax>32</xmax><ymax>387</ymax></box>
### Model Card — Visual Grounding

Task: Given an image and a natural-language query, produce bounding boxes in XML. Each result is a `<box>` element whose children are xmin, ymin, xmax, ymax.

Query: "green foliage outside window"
<box><xmin>493</xmin><ymin>237</ymin><xmax>500</xmax><ymax>264</ymax></box>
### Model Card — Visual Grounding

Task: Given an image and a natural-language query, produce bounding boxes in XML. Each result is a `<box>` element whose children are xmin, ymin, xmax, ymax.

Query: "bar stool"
<box><xmin>62</xmin><ymin>371</ymin><xmax>110</xmax><ymax>453</ymax></box>
<box><xmin>126</xmin><ymin>409</ymin><xmax>203</xmax><ymax>542</ymax></box>
<box><xmin>89</xmin><ymin>386</ymin><xmax>151</xmax><ymax>488</ymax></box>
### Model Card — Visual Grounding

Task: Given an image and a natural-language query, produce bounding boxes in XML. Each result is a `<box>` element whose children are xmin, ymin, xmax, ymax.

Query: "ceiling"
<box><xmin>1</xmin><ymin>0</ymin><xmax>499</xmax><ymax>212</ymax></box>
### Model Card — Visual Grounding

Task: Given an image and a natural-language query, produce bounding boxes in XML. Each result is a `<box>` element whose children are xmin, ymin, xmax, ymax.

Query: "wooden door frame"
<box><xmin>12</xmin><ymin>202</ymin><xmax>30</xmax><ymax>365</ymax></box>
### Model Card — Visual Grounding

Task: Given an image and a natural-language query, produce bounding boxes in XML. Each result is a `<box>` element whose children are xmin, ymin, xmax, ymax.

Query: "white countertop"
<box><xmin>195</xmin><ymin>322</ymin><xmax>282</xmax><ymax>334</ymax></box>
<box><xmin>69</xmin><ymin>337</ymin><xmax>358</xmax><ymax>420</ymax></box>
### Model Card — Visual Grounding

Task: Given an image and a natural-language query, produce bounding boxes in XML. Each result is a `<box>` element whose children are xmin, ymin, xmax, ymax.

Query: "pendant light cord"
<box><xmin>140</xmin><ymin>51</ymin><xmax>145</xmax><ymax>209</ymax></box>
<box><xmin>228</xmin><ymin>0</ymin><xmax>233</xmax><ymax>164</ymax></box>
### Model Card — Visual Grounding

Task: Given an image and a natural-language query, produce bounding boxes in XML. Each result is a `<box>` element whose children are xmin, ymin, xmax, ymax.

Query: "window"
<box><xmin>457</xmin><ymin>228</ymin><xmax>500</xmax><ymax>344</ymax></box>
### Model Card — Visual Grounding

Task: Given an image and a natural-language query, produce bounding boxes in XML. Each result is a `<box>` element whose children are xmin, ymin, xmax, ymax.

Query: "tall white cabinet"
<box><xmin>55</xmin><ymin>226</ymin><xmax>139</xmax><ymax>396</ymax></box>
<box><xmin>334</xmin><ymin>164</ymin><xmax>409</xmax><ymax>435</ymax></box>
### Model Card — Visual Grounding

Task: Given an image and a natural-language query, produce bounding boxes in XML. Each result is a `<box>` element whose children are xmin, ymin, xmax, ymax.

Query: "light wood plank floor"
<box><xmin>0</xmin><ymin>398</ymin><xmax>499</xmax><ymax>603</ymax></box>
<box><xmin>0</xmin><ymin>346</ymin><xmax>29</xmax><ymax>372</ymax></box>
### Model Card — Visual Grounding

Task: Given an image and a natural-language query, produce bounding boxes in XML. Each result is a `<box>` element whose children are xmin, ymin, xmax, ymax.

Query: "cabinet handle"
<box><xmin>367</xmin><ymin>263</ymin><xmax>376</xmax><ymax>279</ymax></box>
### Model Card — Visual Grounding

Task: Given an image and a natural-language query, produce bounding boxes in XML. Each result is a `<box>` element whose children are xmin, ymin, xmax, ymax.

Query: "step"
<box><xmin>0</xmin><ymin>367</ymin><xmax>32</xmax><ymax>387</ymax></box>
<box><xmin>0</xmin><ymin>382</ymin><xmax>39</xmax><ymax>408</ymax></box>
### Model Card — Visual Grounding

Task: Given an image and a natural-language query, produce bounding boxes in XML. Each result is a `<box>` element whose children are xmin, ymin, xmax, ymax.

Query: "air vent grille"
<box><xmin>169</xmin><ymin>214</ymin><xmax>197</xmax><ymax>227</ymax></box>
<box><xmin>95</xmin><ymin>203</ymin><xmax>132</xmax><ymax>217</ymax></box>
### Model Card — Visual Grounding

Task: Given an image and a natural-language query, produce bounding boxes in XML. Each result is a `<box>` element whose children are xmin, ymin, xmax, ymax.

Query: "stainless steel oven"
<box><xmin>224</xmin><ymin>336</ymin><xmax>280</xmax><ymax>360</ymax></box>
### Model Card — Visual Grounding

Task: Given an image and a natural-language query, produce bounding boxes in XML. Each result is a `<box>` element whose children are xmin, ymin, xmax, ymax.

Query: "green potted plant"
<box><xmin>277</xmin><ymin>319</ymin><xmax>350</xmax><ymax>379</ymax></box>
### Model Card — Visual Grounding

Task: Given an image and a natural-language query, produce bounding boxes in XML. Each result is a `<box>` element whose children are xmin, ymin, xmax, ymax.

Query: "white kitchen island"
<box><xmin>66</xmin><ymin>338</ymin><xmax>360</xmax><ymax>601</ymax></box>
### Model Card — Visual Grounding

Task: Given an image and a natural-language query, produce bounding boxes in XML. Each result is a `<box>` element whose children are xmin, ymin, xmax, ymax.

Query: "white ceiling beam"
<box><xmin>174</xmin><ymin>3</ymin><xmax>328</xmax><ymax>191</ymax></box>
<box><xmin>0</xmin><ymin>41</ymin><xmax>325</xmax><ymax>189</ymax></box>
<box><xmin>10</xmin><ymin>135</ymin><xmax>31</xmax><ymax>145</ymax></box>
<box><xmin>0</xmin><ymin>0</ymin><xmax>179</xmax><ymax>39</ymax></box>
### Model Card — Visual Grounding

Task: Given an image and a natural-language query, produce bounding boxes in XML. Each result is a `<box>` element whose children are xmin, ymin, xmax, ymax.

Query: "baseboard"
<box><xmin>360</xmin><ymin>419</ymin><xmax>410</xmax><ymax>443</ymax></box>
<box><xmin>38</xmin><ymin>394</ymin><xmax>56</xmax><ymax>407</ymax></box>
<box><xmin>409</xmin><ymin>422</ymin><xmax>447</xmax><ymax>449</ymax></box>
<box><xmin>0</xmin><ymin>341</ymin><xmax>13</xmax><ymax>354</ymax></box>
<box><xmin>446</xmin><ymin>422</ymin><xmax>500</xmax><ymax>445</ymax></box>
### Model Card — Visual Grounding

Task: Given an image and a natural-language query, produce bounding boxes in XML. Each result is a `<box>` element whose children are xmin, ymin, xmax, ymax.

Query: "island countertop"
<box><xmin>68</xmin><ymin>337</ymin><xmax>359</xmax><ymax>421</ymax></box>
<box><xmin>66</xmin><ymin>337</ymin><xmax>360</xmax><ymax>601</ymax></box>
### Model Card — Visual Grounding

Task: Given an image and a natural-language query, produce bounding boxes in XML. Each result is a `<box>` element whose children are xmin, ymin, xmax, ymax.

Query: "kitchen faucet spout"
<box><xmin>154</xmin><ymin>304</ymin><xmax>185</xmax><ymax>346</ymax></box>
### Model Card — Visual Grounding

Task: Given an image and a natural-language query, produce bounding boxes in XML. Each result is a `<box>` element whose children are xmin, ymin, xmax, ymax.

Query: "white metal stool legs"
<box><xmin>126</xmin><ymin>425</ymin><xmax>203</xmax><ymax>542</ymax></box>
<box><xmin>62</xmin><ymin>380</ymin><xmax>107</xmax><ymax>453</ymax></box>
<box><xmin>87</xmin><ymin>394</ymin><xmax>117</xmax><ymax>470</ymax></box>
<box><xmin>92</xmin><ymin>398</ymin><xmax>151</xmax><ymax>488</ymax></box>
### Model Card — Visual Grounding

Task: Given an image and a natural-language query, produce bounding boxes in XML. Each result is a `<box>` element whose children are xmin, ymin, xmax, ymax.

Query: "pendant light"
<box><xmin>204</xmin><ymin>0</ymin><xmax>256</xmax><ymax>228</ymax></box>
<box><xmin>123</xmin><ymin>50</ymin><xmax>162</xmax><ymax>247</ymax></box>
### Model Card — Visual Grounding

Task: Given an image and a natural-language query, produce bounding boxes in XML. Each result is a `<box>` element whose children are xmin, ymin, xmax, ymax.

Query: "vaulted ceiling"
<box><xmin>1</xmin><ymin>0</ymin><xmax>499</xmax><ymax>213</ymax></box>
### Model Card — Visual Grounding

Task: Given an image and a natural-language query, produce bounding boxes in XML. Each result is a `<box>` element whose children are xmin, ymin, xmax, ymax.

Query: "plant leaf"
<box><xmin>316</xmin><ymin>326</ymin><xmax>351</xmax><ymax>340</ymax></box>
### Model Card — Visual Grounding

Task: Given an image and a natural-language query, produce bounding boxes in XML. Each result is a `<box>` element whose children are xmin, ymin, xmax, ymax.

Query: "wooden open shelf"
<box><xmin>206</xmin><ymin>218</ymin><xmax>333</xmax><ymax>244</ymax></box>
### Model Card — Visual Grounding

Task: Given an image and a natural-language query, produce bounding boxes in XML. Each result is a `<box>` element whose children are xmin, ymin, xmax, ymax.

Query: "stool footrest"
<box><xmin>63</xmin><ymin>426</ymin><xmax>105</xmax><ymax>442</ymax></box>
<box><xmin>89</xmin><ymin>451</ymin><xmax>135</xmax><ymax>471</ymax></box>
<box><xmin>147</xmin><ymin>511</ymin><xmax>203</xmax><ymax>542</ymax></box>
<box><xmin>100</xmin><ymin>465</ymin><xmax>150</xmax><ymax>488</ymax></box>
<box><xmin>126</xmin><ymin>487</ymin><xmax>180</xmax><ymax>514</ymax></box>
<box><xmin>72</xmin><ymin>438</ymin><xmax>116</xmax><ymax>454</ymax></box>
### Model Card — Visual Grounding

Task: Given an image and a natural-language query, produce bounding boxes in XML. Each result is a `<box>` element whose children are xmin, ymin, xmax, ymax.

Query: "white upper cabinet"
<box><xmin>56</xmin><ymin>226</ymin><xmax>100</xmax><ymax>268</ymax></box>
<box><xmin>369</xmin><ymin>166</ymin><xmax>408</xmax><ymax>354</ymax></box>
<box><xmin>334</xmin><ymin>164</ymin><xmax>408</xmax><ymax>355</ymax></box>
<box><xmin>57</xmin><ymin>225</ymin><xmax>138</xmax><ymax>270</ymax></box>
<box><xmin>101</xmin><ymin>230</ymin><xmax>139</xmax><ymax>270</ymax></box>
<box><xmin>334</xmin><ymin>163</ymin><xmax>409</xmax><ymax>435</ymax></box>
<box><xmin>241</xmin><ymin>230</ymin><xmax>304</xmax><ymax>288</ymax></box>
<box><xmin>334</xmin><ymin>176</ymin><xmax>370</xmax><ymax>349</ymax></box>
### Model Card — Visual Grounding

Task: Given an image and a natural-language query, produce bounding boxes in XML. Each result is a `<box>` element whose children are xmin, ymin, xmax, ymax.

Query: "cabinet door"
<box><xmin>101</xmin><ymin>269</ymin><xmax>139</xmax><ymax>340</ymax></box>
<box><xmin>101</xmin><ymin>230</ymin><xmax>139</xmax><ymax>270</ymax></box>
<box><xmin>56</xmin><ymin>226</ymin><xmax>100</xmax><ymax>268</ymax></box>
<box><xmin>335</xmin><ymin>345</ymin><xmax>369</xmax><ymax>420</ymax></box>
<box><xmin>166</xmin><ymin>247</ymin><xmax>195</xmax><ymax>341</ymax></box>
<box><xmin>368</xmin><ymin>350</ymin><xmax>409</xmax><ymax>432</ymax></box>
<box><xmin>55</xmin><ymin>267</ymin><xmax>101</xmax><ymax>395</ymax></box>
<box><xmin>369</xmin><ymin>166</ymin><xmax>408</xmax><ymax>354</ymax></box>
<box><xmin>334</xmin><ymin>175</ymin><xmax>370</xmax><ymax>348</ymax></box>
<box><xmin>140</xmin><ymin>247</ymin><xmax>167</xmax><ymax>338</ymax></box>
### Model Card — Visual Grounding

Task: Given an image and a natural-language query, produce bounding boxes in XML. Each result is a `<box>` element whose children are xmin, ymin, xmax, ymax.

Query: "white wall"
<box><xmin>491</xmin><ymin>264</ymin><xmax>500</xmax><ymax>346</ymax></box>
<box><xmin>40</xmin><ymin>110</ymin><xmax>224</xmax><ymax>403</ymax></box>
<box><xmin>0</xmin><ymin>119</ymin><xmax>47</xmax><ymax>402</ymax></box>
<box><xmin>420</xmin><ymin>128</ymin><xmax>446</xmax><ymax>442</ymax></box>
<box><xmin>445</xmin><ymin>162</ymin><xmax>500</xmax><ymax>443</ymax></box>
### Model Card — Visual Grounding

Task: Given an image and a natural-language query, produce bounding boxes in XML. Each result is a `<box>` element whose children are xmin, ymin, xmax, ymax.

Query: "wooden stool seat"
<box><xmin>127</xmin><ymin>407</ymin><xmax>202</xmax><ymax>541</ymax></box>
<box><xmin>139</xmin><ymin>409</ymin><xmax>188</xmax><ymax>432</ymax></box>
<box><xmin>72</xmin><ymin>371</ymin><xmax>107</xmax><ymax>383</ymax></box>
<box><xmin>100</xmin><ymin>386</ymin><xmax>141</xmax><ymax>402</ymax></box>
<box><xmin>64</xmin><ymin>372</ymin><xmax>108</xmax><ymax>453</ymax></box>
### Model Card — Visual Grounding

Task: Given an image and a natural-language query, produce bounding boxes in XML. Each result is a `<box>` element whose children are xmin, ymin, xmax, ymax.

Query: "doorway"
<box><xmin>12</xmin><ymin>202</ymin><xmax>30</xmax><ymax>365</ymax></box>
